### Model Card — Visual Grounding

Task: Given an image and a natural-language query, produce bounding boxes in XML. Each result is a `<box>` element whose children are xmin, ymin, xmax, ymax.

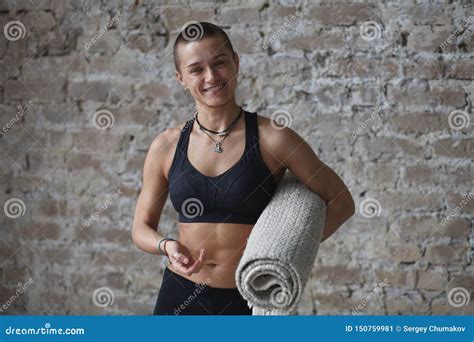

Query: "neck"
<box><xmin>195</xmin><ymin>100</ymin><xmax>241</xmax><ymax>132</ymax></box>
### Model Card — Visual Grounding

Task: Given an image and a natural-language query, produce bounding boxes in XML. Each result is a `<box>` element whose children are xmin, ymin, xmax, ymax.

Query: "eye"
<box><xmin>215</xmin><ymin>60</ymin><xmax>225</xmax><ymax>66</ymax></box>
<box><xmin>191</xmin><ymin>67</ymin><xmax>202</xmax><ymax>73</ymax></box>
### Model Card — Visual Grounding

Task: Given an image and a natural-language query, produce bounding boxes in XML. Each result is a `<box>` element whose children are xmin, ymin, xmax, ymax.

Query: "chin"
<box><xmin>202</xmin><ymin>97</ymin><xmax>231</xmax><ymax>108</ymax></box>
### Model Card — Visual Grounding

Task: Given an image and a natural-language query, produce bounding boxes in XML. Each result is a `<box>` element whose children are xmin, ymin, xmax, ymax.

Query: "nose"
<box><xmin>204</xmin><ymin>66</ymin><xmax>218</xmax><ymax>83</ymax></box>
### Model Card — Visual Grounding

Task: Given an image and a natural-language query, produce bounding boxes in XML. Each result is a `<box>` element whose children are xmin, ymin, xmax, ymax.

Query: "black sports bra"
<box><xmin>168</xmin><ymin>109</ymin><xmax>277</xmax><ymax>224</ymax></box>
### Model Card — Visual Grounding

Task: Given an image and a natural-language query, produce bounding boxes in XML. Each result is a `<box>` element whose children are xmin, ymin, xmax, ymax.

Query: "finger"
<box><xmin>174</xmin><ymin>260</ymin><xmax>190</xmax><ymax>272</ymax></box>
<box><xmin>173</xmin><ymin>252</ymin><xmax>189</xmax><ymax>265</ymax></box>
<box><xmin>186</xmin><ymin>258</ymin><xmax>202</xmax><ymax>274</ymax></box>
<box><xmin>189</xmin><ymin>249</ymin><xmax>208</xmax><ymax>274</ymax></box>
<box><xmin>199</xmin><ymin>249</ymin><xmax>206</xmax><ymax>262</ymax></box>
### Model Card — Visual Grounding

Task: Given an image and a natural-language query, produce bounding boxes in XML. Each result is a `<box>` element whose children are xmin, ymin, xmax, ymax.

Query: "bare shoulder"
<box><xmin>255</xmin><ymin>113</ymin><xmax>301</xmax><ymax>153</ymax></box>
<box><xmin>148</xmin><ymin>120</ymin><xmax>189</xmax><ymax>181</ymax></box>
<box><xmin>255</xmin><ymin>113</ymin><xmax>290</xmax><ymax>179</ymax></box>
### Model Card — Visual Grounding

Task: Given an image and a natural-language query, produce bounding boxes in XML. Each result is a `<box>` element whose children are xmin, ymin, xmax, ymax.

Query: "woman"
<box><xmin>132</xmin><ymin>22</ymin><xmax>355</xmax><ymax>315</ymax></box>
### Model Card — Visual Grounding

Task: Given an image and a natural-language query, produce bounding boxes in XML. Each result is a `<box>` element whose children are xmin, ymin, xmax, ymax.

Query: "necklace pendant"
<box><xmin>214</xmin><ymin>141</ymin><xmax>223</xmax><ymax>153</ymax></box>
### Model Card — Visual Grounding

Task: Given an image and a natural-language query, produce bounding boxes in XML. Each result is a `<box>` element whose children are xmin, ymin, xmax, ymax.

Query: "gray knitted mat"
<box><xmin>235</xmin><ymin>171</ymin><xmax>326</xmax><ymax>315</ymax></box>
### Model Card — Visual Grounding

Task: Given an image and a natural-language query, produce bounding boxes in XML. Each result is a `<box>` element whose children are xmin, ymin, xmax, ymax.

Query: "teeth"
<box><xmin>205</xmin><ymin>83</ymin><xmax>225</xmax><ymax>91</ymax></box>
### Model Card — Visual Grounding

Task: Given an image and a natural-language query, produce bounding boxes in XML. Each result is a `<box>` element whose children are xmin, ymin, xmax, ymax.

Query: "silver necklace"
<box><xmin>194</xmin><ymin>107</ymin><xmax>243</xmax><ymax>153</ymax></box>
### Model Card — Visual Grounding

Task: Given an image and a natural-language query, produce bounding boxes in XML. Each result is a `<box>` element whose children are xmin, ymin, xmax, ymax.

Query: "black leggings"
<box><xmin>153</xmin><ymin>265</ymin><xmax>252</xmax><ymax>315</ymax></box>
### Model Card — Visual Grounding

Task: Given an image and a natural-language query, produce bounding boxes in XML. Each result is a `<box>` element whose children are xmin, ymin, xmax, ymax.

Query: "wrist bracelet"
<box><xmin>157</xmin><ymin>238</ymin><xmax>176</xmax><ymax>256</ymax></box>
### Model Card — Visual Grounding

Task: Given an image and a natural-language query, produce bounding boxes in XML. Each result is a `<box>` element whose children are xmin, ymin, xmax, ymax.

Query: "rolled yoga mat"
<box><xmin>235</xmin><ymin>171</ymin><xmax>327</xmax><ymax>315</ymax></box>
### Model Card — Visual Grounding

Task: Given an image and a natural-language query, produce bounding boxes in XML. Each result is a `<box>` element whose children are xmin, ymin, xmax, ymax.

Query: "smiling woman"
<box><xmin>131</xmin><ymin>21</ymin><xmax>355</xmax><ymax>316</ymax></box>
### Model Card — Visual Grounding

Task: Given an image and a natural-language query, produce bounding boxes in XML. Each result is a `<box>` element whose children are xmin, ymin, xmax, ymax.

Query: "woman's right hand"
<box><xmin>163</xmin><ymin>240</ymin><xmax>206</xmax><ymax>276</ymax></box>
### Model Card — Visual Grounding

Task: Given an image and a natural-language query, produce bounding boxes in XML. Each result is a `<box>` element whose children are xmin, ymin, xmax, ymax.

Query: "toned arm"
<box><xmin>132</xmin><ymin>131</ymin><xmax>173</xmax><ymax>255</ymax></box>
<box><xmin>263</xmin><ymin>122</ymin><xmax>355</xmax><ymax>243</ymax></box>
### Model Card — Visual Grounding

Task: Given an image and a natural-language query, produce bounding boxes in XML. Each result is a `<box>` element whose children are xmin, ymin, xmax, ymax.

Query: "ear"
<box><xmin>175</xmin><ymin>70</ymin><xmax>185</xmax><ymax>88</ymax></box>
<box><xmin>233</xmin><ymin>52</ymin><xmax>240</xmax><ymax>73</ymax></box>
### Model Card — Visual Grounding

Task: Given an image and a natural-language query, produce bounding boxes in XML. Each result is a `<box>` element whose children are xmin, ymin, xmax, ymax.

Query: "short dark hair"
<box><xmin>173</xmin><ymin>21</ymin><xmax>236</xmax><ymax>72</ymax></box>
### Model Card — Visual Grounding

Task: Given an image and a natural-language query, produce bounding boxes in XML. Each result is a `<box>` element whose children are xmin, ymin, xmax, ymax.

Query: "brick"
<box><xmin>2</xmin><ymin>0</ymin><xmax>53</xmax><ymax>11</ymax></box>
<box><xmin>407</xmin><ymin>25</ymin><xmax>452</xmax><ymax>52</ymax></box>
<box><xmin>332</xmin><ymin>57</ymin><xmax>399</xmax><ymax>79</ymax></box>
<box><xmin>378</xmin><ymin>190</ymin><xmax>445</xmax><ymax>213</ymax></box>
<box><xmin>447</xmin><ymin>274</ymin><xmax>474</xmax><ymax>291</ymax></box>
<box><xmin>404</xmin><ymin>164</ymin><xmax>440</xmax><ymax>185</ymax></box>
<box><xmin>446</xmin><ymin>192</ymin><xmax>474</xmax><ymax>215</ymax></box>
<box><xmin>433</xmin><ymin>138</ymin><xmax>472</xmax><ymax>158</ymax></box>
<box><xmin>389</xmin><ymin>113</ymin><xmax>448</xmax><ymax>134</ymax></box>
<box><xmin>416</xmin><ymin>269</ymin><xmax>448</xmax><ymax>290</ymax></box>
<box><xmin>374</xmin><ymin>268</ymin><xmax>416</xmax><ymax>289</ymax></box>
<box><xmin>398</xmin><ymin>6</ymin><xmax>451</xmax><ymax>26</ymax></box>
<box><xmin>448</xmin><ymin>164</ymin><xmax>472</xmax><ymax>187</ymax></box>
<box><xmin>431</xmin><ymin>296</ymin><xmax>474</xmax><ymax>314</ymax></box>
<box><xmin>387</xmin><ymin>243</ymin><xmax>422</xmax><ymax>263</ymax></box>
<box><xmin>24</xmin><ymin>11</ymin><xmax>56</xmax><ymax>33</ymax></box>
<box><xmin>397</xmin><ymin>217</ymin><xmax>439</xmax><ymax>240</ymax></box>
<box><xmin>267</xmin><ymin>6</ymin><xmax>300</xmax><ymax>19</ymax></box>
<box><xmin>68</xmin><ymin>79</ymin><xmax>110</xmax><ymax>101</ymax></box>
<box><xmin>21</xmin><ymin>221</ymin><xmax>61</xmax><ymax>240</ymax></box>
<box><xmin>358</xmin><ymin>137</ymin><xmax>424</xmax><ymax>161</ymax></box>
<box><xmin>388</xmin><ymin>84</ymin><xmax>466</xmax><ymax>107</ymax></box>
<box><xmin>446</xmin><ymin>60</ymin><xmax>474</xmax><ymax>80</ymax></box>
<box><xmin>4</xmin><ymin>79</ymin><xmax>66</xmax><ymax>101</ymax></box>
<box><xmin>109</xmin><ymin>78</ymin><xmax>134</xmax><ymax>103</ymax></box>
<box><xmin>228</xmin><ymin>31</ymin><xmax>263</xmax><ymax>54</ymax></box>
<box><xmin>219</xmin><ymin>6</ymin><xmax>263</xmax><ymax>25</ymax></box>
<box><xmin>424</xmin><ymin>244</ymin><xmax>461</xmax><ymax>264</ymax></box>
<box><xmin>385</xmin><ymin>290</ymin><xmax>429</xmax><ymax>314</ymax></box>
<box><xmin>404</xmin><ymin>58</ymin><xmax>445</xmax><ymax>79</ymax></box>
<box><xmin>308</xmin><ymin>4</ymin><xmax>378</xmax><ymax>26</ymax></box>
<box><xmin>22</xmin><ymin>56</ymin><xmax>85</xmax><ymax>81</ymax></box>
<box><xmin>137</xmin><ymin>83</ymin><xmax>171</xmax><ymax>100</ymax></box>
<box><xmin>312</xmin><ymin>265</ymin><xmax>363</xmax><ymax>285</ymax></box>
<box><xmin>284</xmin><ymin>30</ymin><xmax>345</xmax><ymax>50</ymax></box>
<box><xmin>160</xmin><ymin>7</ymin><xmax>214</xmax><ymax>29</ymax></box>
<box><xmin>433</xmin><ymin>87</ymin><xmax>467</xmax><ymax>107</ymax></box>
<box><xmin>78</xmin><ymin>29</ymin><xmax>121</xmax><ymax>56</ymax></box>
<box><xmin>351</xmin><ymin>85</ymin><xmax>378</xmax><ymax>105</ymax></box>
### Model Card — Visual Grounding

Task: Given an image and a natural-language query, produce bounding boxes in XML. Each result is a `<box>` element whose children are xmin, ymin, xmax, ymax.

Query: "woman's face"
<box><xmin>175</xmin><ymin>36</ymin><xmax>240</xmax><ymax>108</ymax></box>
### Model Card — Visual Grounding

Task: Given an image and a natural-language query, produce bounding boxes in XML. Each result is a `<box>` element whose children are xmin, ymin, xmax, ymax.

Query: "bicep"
<box><xmin>275</xmin><ymin>127</ymin><xmax>351</xmax><ymax>205</ymax></box>
<box><xmin>133</xmin><ymin>134</ymin><xmax>171</xmax><ymax>229</ymax></box>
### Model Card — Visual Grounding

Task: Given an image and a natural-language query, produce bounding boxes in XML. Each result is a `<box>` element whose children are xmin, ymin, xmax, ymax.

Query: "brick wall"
<box><xmin>0</xmin><ymin>1</ymin><xmax>472</xmax><ymax>315</ymax></box>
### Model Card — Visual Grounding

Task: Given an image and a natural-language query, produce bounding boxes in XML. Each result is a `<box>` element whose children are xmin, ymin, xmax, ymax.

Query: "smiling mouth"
<box><xmin>203</xmin><ymin>82</ymin><xmax>227</xmax><ymax>92</ymax></box>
